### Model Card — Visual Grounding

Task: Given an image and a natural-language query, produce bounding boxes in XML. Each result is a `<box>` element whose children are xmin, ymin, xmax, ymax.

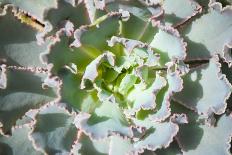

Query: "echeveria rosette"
<box><xmin>42</xmin><ymin>1</ymin><xmax>231</xmax><ymax>154</ymax></box>
<box><xmin>42</xmin><ymin>2</ymin><xmax>190</xmax><ymax>153</ymax></box>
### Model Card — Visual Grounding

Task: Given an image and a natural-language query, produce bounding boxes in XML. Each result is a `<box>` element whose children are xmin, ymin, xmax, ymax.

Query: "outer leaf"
<box><xmin>30</xmin><ymin>103</ymin><xmax>77</xmax><ymax>155</ymax></box>
<box><xmin>172</xmin><ymin>101</ymin><xmax>232</xmax><ymax>155</ymax></box>
<box><xmin>0</xmin><ymin>69</ymin><xmax>55</xmax><ymax>134</ymax></box>
<box><xmin>162</xmin><ymin>0</ymin><xmax>202</xmax><ymax>26</ymax></box>
<box><xmin>109</xmin><ymin>117</ymin><xmax>180</xmax><ymax>154</ymax></box>
<box><xmin>72</xmin><ymin>133</ymin><xmax>110</xmax><ymax>155</ymax></box>
<box><xmin>104</xmin><ymin>0</ymin><xmax>163</xmax><ymax>21</ymax></box>
<box><xmin>73</xmin><ymin>13</ymin><xmax>120</xmax><ymax>51</ymax></box>
<box><xmin>154</xmin><ymin>140</ymin><xmax>182</xmax><ymax>155</ymax></box>
<box><xmin>139</xmin><ymin>141</ymin><xmax>182</xmax><ymax>155</ymax></box>
<box><xmin>43</xmin><ymin>31</ymin><xmax>92</xmax><ymax>74</ymax></box>
<box><xmin>0</xmin><ymin>125</ymin><xmax>42</xmax><ymax>155</ymax></box>
<box><xmin>173</xmin><ymin>56</ymin><xmax>231</xmax><ymax>116</ymax></box>
<box><xmin>58</xmin><ymin>68</ymin><xmax>93</xmax><ymax>111</ymax></box>
<box><xmin>132</xmin><ymin>118</ymin><xmax>179</xmax><ymax>152</ymax></box>
<box><xmin>150</xmin><ymin>26</ymin><xmax>187</xmax><ymax>62</ymax></box>
<box><xmin>120</xmin><ymin>13</ymin><xmax>158</xmax><ymax>43</ymax></box>
<box><xmin>84</xmin><ymin>0</ymin><xmax>107</xmax><ymax>23</ymax></box>
<box><xmin>0</xmin><ymin>5</ymin><xmax>48</xmax><ymax>67</ymax></box>
<box><xmin>109</xmin><ymin>136</ymin><xmax>136</xmax><ymax>155</ymax></box>
<box><xmin>44</xmin><ymin>0</ymin><xmax>91</xmax><ymax>36</ymax></box>
<box><xmin>74</xmin><ymin>101</ymin><xmax>133</xmax><ymax>139</ymax></box>
<box><xmin>182</xmin><ymin>114</ymin><xmax>232</xmax><ymax>155</ymax></box>
<box><xmin>0</xmin><ymin>0</ymin><xmax>56</xmax><ymax>20</ymax></box>
<box><xmin>182</xmin><ymin>2</ymin><xmax>232</xmax><ymax>60</ymax></box>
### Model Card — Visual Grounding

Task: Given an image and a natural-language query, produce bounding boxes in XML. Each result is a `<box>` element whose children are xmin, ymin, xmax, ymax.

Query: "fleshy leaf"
<box><xmin>109</xmin><ymin>117</ymin><xmax>179</xmax><ymax>154</ymax></box>
<box><xmin>132</xmin><ymin>118</ymin><xmax>179</xmax><ymax>152</ymax></box>
<box><xmin>81</xmin><ymin>52</ymin><xmax>115</xmax><ymax>89</ymax></box>
<box><xmin>183</xmin><ymin>2</ymin><xmax>232</xmax><ymax>60</ymax></box>
<box><xmin>30</xmin><ymin>103</ymin><xmax>77</xmax><ymax>155</ymax></box>
<box><xmin>180</xmin><ymin>114</ymin><xmax>232</xmax><ymax>155</ymax></box>
<box><xmin>150</xmin><ymin>26</ymin><xmax>187</xmax><ymax>62</ymax></box>
<box><xmin>0</xmin><ymin>69</ymin><xmax>55</xmax><ymax>134</ymax></box>
<box><xmin>0</xmin><ymin>125</ymin><xmax>42</xmax><ymax>155</ymax></box>
<box><xmin>58</xmin><ymin>68</ymin><xmax>91</xmax><ymax>111</ymax></box>
<box><xmin>118</xmin><ymin>73</ymin><xmax>138</xmax><ymax>96</ymax></box>
<box><xmin>162</xmin><ymin>0</ymin><xmax>202</xmax><ymax>26</ymax></box>
<box><xmin>44</xmin><ymin>13</ymin><xmax>120</xmax><ymax>74</ymax></box>
<box><xmin>0</xmin><ymin>5</ymin><xmax>48</xmax><ymax>67</ymax></box>
<box><xmin>172</xmin><ymin>101</ymin><xmax>232</xmax><ymax>155</ymax></box>
<box><xmin>173</xmin><ymin>56</ymin><xmax>231</xmax><ymax>115</ymax></box>
<box><xmin>43</xmin><ymin>30</ymin><xmax>92</xmax><ymax>74</ymax></box>
<box><xmin>126</xmin><ymin>73</ymin><xmax>167</xmax><ymax>115</ymax></box>
<box><xmin>140</xmin><ymin>140</ymin><xmax>182</xmax><ymax>155</ymax></box>
<box><xmin>120</xmin><ymin>13</ymin><xmax>158</xmax><ymax>43</ymax></box>
<box><xmin>0</xmin><ymin>0</ymin><xmax>56</xmax><ymax>20</ymax></box>
<box><xmin>44</xmin><ymin>0</ymin><xmax>91</xmax><ymax>36</ymax></box>
<box><xmin>74</xmin><ymin>101</ymin><xmax>133</xmax><ymax>139</ymax></box>
<box><xmin>148</xmin><ymin>63</ymin><xmax>184</xmax><ymax>122</ymax></box>
<box><xmin>75</xmin><ymin>13</ymin><xmax>120</xmax><ymax>51</ymax></box>
<box><xmin>109</xmin><ymin>136</ymin><xmax>136</xmax><ymax>155</ymax></box>
<box><xmin>73</xmin><ymin>133</ymin><xmax>110</xmax><ymax>155</ymax></box>
<box><xmin>104</xmin><ymin>0</ymin><xmax>163</xmax><ymax>21</ymax></box>
<box><xmin>154</xmin><ymin>140</ymin><xmax>182</xmax><ymax>155</ymax></box>
<box><xmin>84</xmin><ymin>0</ymin><xmax>107</xmax><ymax>23</ymax></box>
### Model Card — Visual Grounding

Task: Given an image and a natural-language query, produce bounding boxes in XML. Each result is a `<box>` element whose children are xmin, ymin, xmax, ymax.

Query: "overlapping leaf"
<box><xmin>162</xmin><ymin>0</ymin><xmax>202</xmax><ymax>26</ymax></box>
<box><xmin>0</xmin><ymin>69</ymin><xmax>55</xmax><ymax>134</ymax></box>
<box><xmin>150</xmin><ymin>27</ymin><xmax>187</xmax><ymax>62</ymax></box>
<box><xmin>0</xmin><ymin>0</ymin><xmax>56</xmax><ymax>20</ymax></box>
<box><xmin>0</xmin><ymin>5</ymin><xmax>48</xmax><ymax>67</ymax></box>
<box><xmin>173</xmin><ymin>56</ymin><xmax>231</xmax><ymax>116</ymax></box>
<box><xmin>72</xmin><ymin>133</ymin><xmax>110</xmax><ymax>155</ymax></box>
<box><xmin>75</xmin><ymin>101</ymin><xmax>133</xmax><ymax>139</ymax></box>
<box><xmin>109</xmin><ymin>116</ymin><xmax>181</xmax><ymax>154</ymax></box>
<box><xmin>43</xmin><ymin>0</ymin><xmax>91</xmax><ymax>36</ymax></box>
<box><xmin>172</xmin><ymin>101</ymin><xmax>232</xmax><ymax>155</ymax></box>
<box><xmin>0</xmin><ymin>125</ymin><xmax>42</xmax><ymax>155</ymax></box>
<box><xmin>30</xmin><ymin>104</ymin><xmax>77</xmax><ymax>155</ymax></box>
<box><xmin>182</xmin><ymin>2</ymin><xmax>232</xmax><ymax>60</ymax></box>
<box><xmin>102</xmin><ymin>0</ymin><xmax>163</xmax><ymax>21</ymax></box>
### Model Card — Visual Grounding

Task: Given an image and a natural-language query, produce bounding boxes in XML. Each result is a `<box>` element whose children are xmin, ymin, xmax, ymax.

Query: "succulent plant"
<box><xmin>0</xmin><ymin>0</ymin><xmax>232</xmax><ymax>154</ymax></box>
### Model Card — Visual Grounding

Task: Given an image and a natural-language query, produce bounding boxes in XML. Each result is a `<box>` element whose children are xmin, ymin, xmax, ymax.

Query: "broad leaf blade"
<box><xmin>0</xmin><ymin>69</ymin><xmax>55</xmax><ymax>134</ymax></box>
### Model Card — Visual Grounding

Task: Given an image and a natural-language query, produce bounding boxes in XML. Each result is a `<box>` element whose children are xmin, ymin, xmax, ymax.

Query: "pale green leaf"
<box><xmin>183</xmin><ymin>3</ymin><xmax>232</xmax><ymax>60</ymax></box>
<box><xmin>162</xmin><ymin>0</ymin><xmax>201</xmax><ymax>26</ymax></box>
<box><xmin>31</xmin><ymin>104</ymin><xmax>77</xmax><ymax>155</ymax></box>
<box><xmin>0</xmin><ymin>125</ymin><xmax>42</xmax><ymax>155</ymax></box>
<box><xmin>0</xmin><ymin>0</ymin><xmax>56</xmax><ymax>20</ymax></box>
<box><xmin>0</xmin><ymin>6</ymin><xmax>48</xmax><ymax>67</ymax></box>
<box><xmin>0</xmin><ymin>69</ymin><xmax>55</xmax><ymax>133</ymax></box>
<box><xmin>75</xmin><ymin>101</ymin><xmax>132</xmax><ymax>139</ymax></box>
<box><xmin>173</xmin><ymin>56</ymin><xmax>231</xmax><ymax>115</ymax></box>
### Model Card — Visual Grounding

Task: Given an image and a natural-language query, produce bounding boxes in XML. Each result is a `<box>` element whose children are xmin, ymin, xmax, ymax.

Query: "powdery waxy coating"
<box><xmin>0</xmin><ymin>0</ymin><xmax>232</xmax><ymax>155</ymax></box>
